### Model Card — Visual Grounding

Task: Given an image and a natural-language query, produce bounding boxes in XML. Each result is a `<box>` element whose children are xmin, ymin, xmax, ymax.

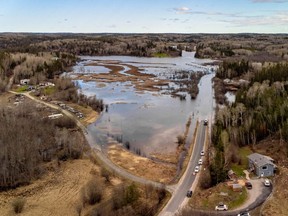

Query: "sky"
<box><xmin>0</xmin><ymin>0</ymin><xmax>288</xmax><ymax>33</ymax></box>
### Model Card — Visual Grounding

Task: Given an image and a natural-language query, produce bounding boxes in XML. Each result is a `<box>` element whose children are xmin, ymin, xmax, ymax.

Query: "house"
<box><xmin>20</xmin><ymin>79</ymin><xmax>30</xmax><ymax>85</ymax></box>
<box><xmin>247</xmin><ymin>153</ymin><xmax>276</xmax><ymax>177</ymax></box>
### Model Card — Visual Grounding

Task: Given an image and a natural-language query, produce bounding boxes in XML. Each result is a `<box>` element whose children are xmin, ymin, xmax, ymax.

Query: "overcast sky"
<box><xmin>1</xmin><ymin>0</ymin><xmax>288</xmax><ymax>33</ymax></box>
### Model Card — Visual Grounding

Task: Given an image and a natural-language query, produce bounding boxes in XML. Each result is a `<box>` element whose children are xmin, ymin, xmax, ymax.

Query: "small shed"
<box><xmin>247</xmin><ymin>153</ymin><xmax>276</xmax><ymax>177</ymax></box>
<box><xmin>20</xmin><ymin>79</ymin><xmax>30</xmax><ymax>85</ymax></box>
<box><xmin>232</xmin><ymin>184</ymin><xmax>242</xmax><ymax>192</ymax></box>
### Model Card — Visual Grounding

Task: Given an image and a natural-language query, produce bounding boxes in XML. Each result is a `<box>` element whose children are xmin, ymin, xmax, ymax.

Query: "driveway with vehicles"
<box><xmin>13</xmin><ymin>91</ymin><xmax>273</xmax><ymax>216</ymax></box>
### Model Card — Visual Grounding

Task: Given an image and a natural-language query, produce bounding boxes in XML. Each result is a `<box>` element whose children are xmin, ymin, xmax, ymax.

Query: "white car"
<box><xmin>264</xmin><ymin>178</ymin><xmax>271</xmax><ymax>187</ymax></box>
<box><xmin>198</xmin><ymin>158</ymin><xmax>203</xmax><ymax>165</ymax></box>
<box><xmin>200</xmin><ymin>150</ymin><xmax>205</xmax><ymax>156</ymax></box>
<box><xmin>194</xmin><ymin>166</ymin><xmax>200</xmax><ymax>173</ymax></box>
<box><xmin>215</xmin><ymin>203</ymin><xmax>228</xmax><ymax>211</ymax></box>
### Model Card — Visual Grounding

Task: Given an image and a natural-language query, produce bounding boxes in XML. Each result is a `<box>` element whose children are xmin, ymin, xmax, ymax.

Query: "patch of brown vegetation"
<box><xmin>73</xmin><ymin>61</ymin><xmax>170</xmax><ymax>92</ymax></box>
<box><xmin>67</xmin><ymin>102</ymin><xmax>99</xmax><ymax>126</ymax></box>
<box><xmin>0</xmin><ymin>159</ymin><xmax>120</xmax><ymax>216</ymax></box>
<box><xmin>251</xmin><ymin>136</ymin><xmax>288</xmax><ymax>216</ymax></box>
<box><xmin>254</xmin><ymin>136</ymin><xmax>288</xmax><ymax>167</ymax></box>
<box><xmin>261</xmin><ymin>167</ymin><xmax>288</xmax><ymax>216</ymax></box>
<box><xmin>0</xmin><ymin>92</ymin><xmax>13</xmax><ymax>104</ymax></box>
<box><xmin>108</xmin><ymin>144</ymin><xmax>177</xmax><ymax>184</ymax></box>
<box><xmin>150</xmin><ymin>152</ymin><xmax>178</xmax><ymax>165</ymax></box>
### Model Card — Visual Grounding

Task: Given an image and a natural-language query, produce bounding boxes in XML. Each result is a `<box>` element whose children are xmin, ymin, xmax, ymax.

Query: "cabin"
<box><xmin>20</xmin><ymin>79</ymin><xmax>30</xmax><ymax>85</ymax></box>
<box><xmin>247</xmin><ymin>153</ymin><xmax>276</xmax><ymax>177</ymax></box>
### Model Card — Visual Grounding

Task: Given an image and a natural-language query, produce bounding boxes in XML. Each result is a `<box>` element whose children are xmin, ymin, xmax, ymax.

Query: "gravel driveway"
<box><xmin>180</xmin><ymin>178</ymin><xmax>272</xmax><ymax>216</ymax></box>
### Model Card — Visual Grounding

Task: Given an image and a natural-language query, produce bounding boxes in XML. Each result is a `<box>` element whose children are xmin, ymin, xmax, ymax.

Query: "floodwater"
<box><xmin>73</xmin><ymin>51</ymin><xmax>216</xmax><ymax>156</ymax></box>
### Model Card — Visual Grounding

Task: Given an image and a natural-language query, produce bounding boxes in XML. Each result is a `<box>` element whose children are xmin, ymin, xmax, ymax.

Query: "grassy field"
<box><xmin>190</xmin><ymin>182</ymin><xmax>248</xmax><ymax>210</ymax></box>
<box><xmin>43</xmin><ymin>86</ymin><xmax>56</xmax><ymax>95</ymax></box>
<box><xmin>231</xmin><ymin>146</ymin><xmax>253</xmax><ymax>177</ymax></box>
<box><xmin>15</xmin><ymin>85</ymin><xmax>28</xmax><ymax>92</ymax></box>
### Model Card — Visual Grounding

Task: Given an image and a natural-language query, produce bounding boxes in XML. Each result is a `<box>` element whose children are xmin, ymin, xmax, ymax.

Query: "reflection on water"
<box><xmin>76</xmin><ymin>52</ymin><xmax>216</xmax><ymax>156</ymax></box>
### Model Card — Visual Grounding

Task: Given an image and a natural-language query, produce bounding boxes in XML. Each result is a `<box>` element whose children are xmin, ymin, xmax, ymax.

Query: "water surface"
<box><xmin>74</xmin><ymin>52</ymin><xmax>215</xmax><ymax>156</ymax></box>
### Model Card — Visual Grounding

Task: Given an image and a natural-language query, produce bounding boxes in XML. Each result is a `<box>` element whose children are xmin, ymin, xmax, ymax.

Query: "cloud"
<box><xmin>252</xmin><ymin>0</ymin><xmax>288</xmax><ymax>3</ymax></box>
<box><xmin>173</xmin><ymin>7</ymin><xmax>191</xmax><ymax>14</ymax></box>
<box><xmin>173</xmin><ymin>7</ymin><xmax>241</xmax><ymax>17</ymax></box>
<box><xmin>224</xmin><ymin>12</ymin><xmax>288</xmax><ymax>27</ymax></box>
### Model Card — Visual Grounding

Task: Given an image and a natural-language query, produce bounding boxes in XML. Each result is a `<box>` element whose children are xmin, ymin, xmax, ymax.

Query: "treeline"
<box><xmin>209</xmin><ymin>63</ymin><xmax>288</xmax><ymax>185</ymax></box>
<box><xmin>253</xmin><ymin>63</ymin><xmax>288</xmax><ymax>83</ymax></box>
<box><xmin>0</xmin><ymin>51</ymin><xmax>77</xmax><ymax>92</ymax></box>
<box><xmin>216</xmin><ymin>59</ymin><xmax>249</xmax><ymax>79</ymax></box>
<box><xmin>53</xmin><ymin>77</ymin><xmax>104</xmax><ymax>112</ymax></box>
<box><xmin>0</xmin><ymin>34</ymin><xmax>185</xmax><ymax>57</ymax></box>
<box><xmin>0</xmin><ymin>102</ymin><xmax>85</xmax><ymax>190</ymax></box>
<box><xmin>0</xmin><ymin>52</ymin><xmax>15</xmax><ymax>92</ymax></box>
<box><xmin>12</xmin><ymin>52</ymin><xmax>77</xmax><ymax>83</ymax></box>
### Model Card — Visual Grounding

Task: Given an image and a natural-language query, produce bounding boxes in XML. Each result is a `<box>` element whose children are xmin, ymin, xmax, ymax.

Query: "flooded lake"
<box><xmin>73</xmin><ymin>51</ymin><xmax>216</xmax><ymax>156</ymax></box>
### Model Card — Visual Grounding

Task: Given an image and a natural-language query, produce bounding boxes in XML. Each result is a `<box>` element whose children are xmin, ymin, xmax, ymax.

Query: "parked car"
<box><xmin>186</xmin><ymin>190</ymin><xmax>192</xmax><ymax>198</ymax></box>
<box><xmin>204</xmin><ymin>119</ymin><xmax>208</xmax><ymax>126</ymax></box>
<box><xmin>200</xmin><ymin>150</ymin><xmax>205</xmax><ymax>156</ymax></box>
<box><xmin>264</xmin><ymin>178</ymin><xmax>271</xmax><ymax>187</ymax></box>
<box><xmin>237</xmin><ymin>211</ymin><xmax>250</xmax><ymax>216</ymax></box>
<box><xmin>245</xmin><ymin>181</ymin><xmax>252</xmax><ymax>189</ymax></box>
<box><xmin>215</xmin><ymin>202</ymin><xmax>228</xmax><ymax>211</ymax></box>
<box><xmin>198</xmin><ymin>158</ymin><xmax>203</xmax><ymax>165</ymax></box>
<box><xmin>194</xmin><ymin>166</ymin><xmax>200</xmax><ymax>173</ymax></box>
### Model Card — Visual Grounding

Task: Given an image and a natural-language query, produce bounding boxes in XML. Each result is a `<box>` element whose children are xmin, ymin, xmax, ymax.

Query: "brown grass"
<box><xmin>67</xmin><ymin>102</ymin><xmax>99</xmax><ymax>126</ymax></box>
<box><xmin>108</xmin><ymin>144</ymin><xmax>177</xmax><ymax>184</ymax></box>
<box><xmin>0</xmin><ymin>159</ymin><xmax>122</xmax><ymax>216</ymax></box>
<box><xmin>253</xmin><ymin>136</ymin><xmax>288</xmax><ymax>216</ymax></box>
<box><xmin>72</xmin><ymin>61</ymin><xmax>169</xmax><ymax>93</ymax></box>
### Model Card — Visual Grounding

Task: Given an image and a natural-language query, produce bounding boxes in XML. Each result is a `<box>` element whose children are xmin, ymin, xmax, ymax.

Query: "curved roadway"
<box><xmin>10</xmin><ymin>91</ymin><xmax>165</xmax><ymax>189</ymax></box>
<box><xmin>12</xmin><ymin>91</ymin><xmax>272</xmax><ymax>216</ymax></box>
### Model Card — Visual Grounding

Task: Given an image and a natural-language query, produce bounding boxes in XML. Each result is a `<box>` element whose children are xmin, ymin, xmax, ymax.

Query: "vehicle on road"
<box><xmin>198</xmin><ymin>158</ymin><xmax>203</xmax><ymax>165</ymax></box>
<box><xmin>194</xmin><ymin>166</ymin><xmax>200</xmax><ymax>173</ymax></box>
<box><xmin>237</xmin><ymin>211</ymin><xmax>250</xmax><ymax>216</ymax></box>
<box><xmin>215</xmin><ymin>202</ymin><xmax>228</xmax><ymax>211</ymax></box>
<box><xmin>200</xmin><ymin>150</ymin><xmax>205</xmax><ymax>156</ymax></box>
<box><xmin>245</xmin><ymin>181</ymin><xmax>252</xmax><ymax>189</ymax></box>
<box><xmin>264</xmin><ymin>178</ymin><xmax>271</xmax><ymax>187</ymax></box>
<box><xmin>186</xmin><ymin>190</ymin><xmax>192</xmax><ymax>198</ymax></box>
<box><xmin>204</xmin><ymin>119</ymin><xmax>208</xmax><ymax>125</ymax></box>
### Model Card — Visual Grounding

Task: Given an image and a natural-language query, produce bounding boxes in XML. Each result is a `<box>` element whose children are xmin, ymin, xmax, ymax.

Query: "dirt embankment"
<box><xmin>108</xmin><ymin>144</ymin><xmax>177</xmax><ymax>184</ymax></box>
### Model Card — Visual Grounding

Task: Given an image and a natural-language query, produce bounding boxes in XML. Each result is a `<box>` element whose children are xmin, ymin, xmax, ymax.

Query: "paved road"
<box><xmin>160</xmin><ymin>122</ymin><xmax>207</xmax><ymax>216</ymax></box>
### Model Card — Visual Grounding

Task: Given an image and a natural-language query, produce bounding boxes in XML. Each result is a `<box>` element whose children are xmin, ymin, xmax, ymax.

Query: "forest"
<box><xmin>209</xmin><ymin>62</ymin><xmax>288</xmax><ymax>185</ymax></box>
<box><xmin>0</xmin><ymin>102</ymin><xmax>85</xmax><ymax>190</ymax></box>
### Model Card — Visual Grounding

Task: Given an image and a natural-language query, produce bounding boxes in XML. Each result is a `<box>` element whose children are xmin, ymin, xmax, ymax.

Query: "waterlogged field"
<box><xmin>72</xmin><ymin>52</ymin><xmax>216</xmax><ymax>157</ymax></box>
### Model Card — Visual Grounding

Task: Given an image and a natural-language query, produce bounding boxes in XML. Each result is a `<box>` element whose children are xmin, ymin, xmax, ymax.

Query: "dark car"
<box><xmin>237</xmin><ymin>211</ymin><xmax>250</xmax><ymax>216</ymax></box>
<box><xmin>186</xmin><ymin>190</ymin><xmax>192</xmax><ymax>198</ymax></box>
<box><xmin>204</xmin><ymin>119</ymin><xmax>208</xmax><ymax>126</ymax></box>
<box><xmin>245</xmin><ymin>181</ymin><xmax>252</xmax><ymax>189</ymax></box>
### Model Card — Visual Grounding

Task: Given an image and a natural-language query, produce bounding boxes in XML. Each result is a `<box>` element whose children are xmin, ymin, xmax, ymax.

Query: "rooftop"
<box><xmin>247</xmin><ymin>153</ymin><xmax>275</xmax><ymax>168</ymax></box>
